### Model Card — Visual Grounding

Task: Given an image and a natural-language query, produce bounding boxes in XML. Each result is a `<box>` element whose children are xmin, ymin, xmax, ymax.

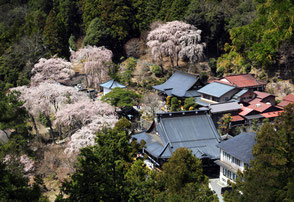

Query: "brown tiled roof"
<box><xmin>224</xmin><ymin>74</ymin><xmax>264</xmax><ymax>88</ymax></box>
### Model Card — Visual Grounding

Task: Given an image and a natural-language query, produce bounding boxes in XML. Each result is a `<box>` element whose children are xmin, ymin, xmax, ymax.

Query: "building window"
<box><xmin>223</xmin><ymin>167</ymin><xmax>237</xmax><ymax>181</ymax></box>
<box><xmin>212</xmin><ymin>96</ymin><xmax>220</xmax><ymax>102</ymax></box>
<box><xmin>223</xmin><ymin>151</ymin><xmax>231</xmax><ymax>161</ymax></box>
<box><xmin>203</xmin><ymin>94</ymin><xmax>210</xmax><ymax>99</ymax></box>
<box><xmin>232</xmin><ymin>157</ymin><xmax>241</xmax><ymax>166</ymax></box>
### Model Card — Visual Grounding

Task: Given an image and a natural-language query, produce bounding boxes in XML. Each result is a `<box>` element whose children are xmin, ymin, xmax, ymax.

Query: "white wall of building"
<box><xmin>219</xmin><ymin>149</ymin><xmax>247</xmax><ymax>186</ymax></box>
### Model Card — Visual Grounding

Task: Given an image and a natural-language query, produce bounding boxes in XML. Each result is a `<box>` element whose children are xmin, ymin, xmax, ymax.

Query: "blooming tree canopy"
<box><xmin>31</xmin><ymin>57</ymin><xmax>75</xmax><ymax>86</ymax></box>
<box><xmin>13</xmin><ymin>82</ymin><xmax>87</xmax><ymax>116</ymax></box>
<box><xmin>55</xmin><ymin>99</ymin><xmax>118</xmax><ymax>155</ymax></box>
<box><xmin>70</xmin><ymin>46</ymin><xmax>113</xmax><ymax>88</ymax></box>
<box><xmin>13</xmin><ymin>82</ymin><xmax>118</xmax><ymax>153</ymax></box>
<box><xmin>147</xmin><ymin>21</ymin><xmax>205</xmax><ymax>68</ymax></box>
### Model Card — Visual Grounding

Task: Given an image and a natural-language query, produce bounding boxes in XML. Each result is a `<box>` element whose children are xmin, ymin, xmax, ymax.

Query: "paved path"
<box><xmin>209</xmin><ymin>178</ymin><xmax>224</xmax><ymax>202</ymax></box>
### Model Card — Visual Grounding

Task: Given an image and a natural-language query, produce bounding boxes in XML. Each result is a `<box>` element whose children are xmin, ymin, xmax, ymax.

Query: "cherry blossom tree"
<box><xmin>178</xmin><ymin>29</ymin><xmax>206</xmax><ymax>72</ymax></box>
<box><xmin>12</xmin><ymin>82</ymin><xmax>88</xmax><ymax>139</ymax></box>
<box><xmin>54</xmin><ymin>99</ymin><xmax>117</xmax><ymax>137</ymax></box>
<box><xmin>12</xmin><ymin>82</ymin><xmax>118</xmax><ymax>152</ymax></box>
<box><xmin>64</xmin><ymin>114</ymin><xmax>118</xmax><ymax>155</ymax></box>
<box><xmin>70</xmin><ymin>46</ymin><xmax>113</xmax><ymax>88</ymax></box>
<box><xmin>31</xmin><ymin>57</ymin><xmax>75</xmax><ymax>86</ymax></box>
<box><xmin>147</xmin><ymin>21</ymin><xmax>205</xmax><ymax>69</ymax></box>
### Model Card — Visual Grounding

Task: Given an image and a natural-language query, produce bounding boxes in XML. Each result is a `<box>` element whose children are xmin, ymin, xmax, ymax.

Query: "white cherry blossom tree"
<box><xmin>31</xmin><ymin>57</ymin><xmax>75</xmax><ymax>86</ymax></box>
<box><xmin>70</xmin><ymin>46</ymin><xmax>113</xmax><ymax>88</ymax></box>
<box><xmin>147</xmin><ymin>21</ymin><xmax>205</xmax><ymax>70</ymax></box>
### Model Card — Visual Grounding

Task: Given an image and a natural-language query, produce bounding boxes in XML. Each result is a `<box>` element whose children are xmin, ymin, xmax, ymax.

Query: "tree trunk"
<box><xmin>30</xmin><ymin>114</ymin><xmax>39</xmax><ymax>136</ymax></box>
<box><xmin>46</xmin><ymin>115</ymin><xmax>54</xmax><ymax>141</ymax></box>
<box><xmin>176</xmin><ymin>53</ymin><xmax>179</xmax><ymax>67</ymax></box>
<box><xmin>170</xmin><ymin>56</ymin><xmax>174</xmax><ymax>69</ymax></box>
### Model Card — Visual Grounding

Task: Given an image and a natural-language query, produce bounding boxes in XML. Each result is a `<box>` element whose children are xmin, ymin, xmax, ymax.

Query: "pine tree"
<box><xmin>43</xmin><ymin>10</ymin><xmax>69</xmax><ymax>58</ymax></box>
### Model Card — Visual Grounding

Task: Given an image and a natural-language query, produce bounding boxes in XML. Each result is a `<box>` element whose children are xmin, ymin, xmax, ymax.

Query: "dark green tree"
<box><xmin>101</xmin><ymin>88</ymin><xmax>141</xmax><ymax>107</ymax></box>
<box><xmin>99</xmin><ymin>0</ymin><xmax>134</xmax><ymax>41</ymax></box>
<box><xmin>132</xmin><ymin>0</ymin><xmax>161</xmax><ymax>32</ymax></box>
<box><xmin>170</xmin><ymin>97</ymin><xmax>179</xmax><ymax>111</ymax></box>
<box><xmin>156</xmin><ymin>148</ymin><xmax>218</xmax><ymax>201</ymax></box>
<box><xmin>183</xmin><ymin>97</ymin><xmax>197</xmax><ymax>110</ymax></box>
<box><xmin>0</xmin><ymin>91</ymin><xmax>32</xmax><ymax>155</ymax></box>
<box><xmin>58</xmin><ymin>128</ymin><xmax>135</xmax><ymax>201</ymax></box>
<box><xmin>83</xmin><ymin>17</ymin><xmax>114</xmax><ymax>48</ymax></box>
<box><xmin>43</xmin><ymin>10</ymin><xmax>69</xmax><ymax>58</ymax></box>
<box><xmin>0</xmin><ymin>161</ymin><xmax>45</xmax><ymax>201</ymax></box>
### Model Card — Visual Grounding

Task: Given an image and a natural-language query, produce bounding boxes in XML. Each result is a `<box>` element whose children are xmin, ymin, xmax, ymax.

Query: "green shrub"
<box><xmin>171</xmin><ymin>97</ymin><xmax>179</xmax><ymax>111</ymax></box>
<box><xmin>126</xmin><ymin>57</ymin><xmax>137</xmax><ymax>71</ymax></box>
<box><xmin>208</xmin><ymin>58</ymin><xmax>217</xmax><ymax>75</ymax></box>
<box><xmin>216</xmin><ymin>66</ymin><xmax>224</xmax><ymax>78</ymax></box>
<box><xmin>184</xmin><ymin>97</ymin><xmax>197</xmax><ymax>110</ymax></box>
<box><xmin>151</xmin><ymin>65</ymin><xmax>162</xmax><ymax>77</ymax></box>
<box><xmin>200</xmin><ymin>72</ymin><xmax>208</xmax><ymax>83</ymax></box>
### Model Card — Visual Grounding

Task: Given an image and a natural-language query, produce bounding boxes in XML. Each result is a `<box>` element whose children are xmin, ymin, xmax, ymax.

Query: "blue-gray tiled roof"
<box><xmin>198</xmin><ymin>82</ymin><xmax>236</xmax><ymax>98</ymax></box>
<box><xmin>100</xmin><ymin>79</ymin><xmax>126</xmax><ymax>89</ymax></box>
<box><xmin>234</xmin><ymin>89</ymin><xmax>248</xmax><ymax>98</ymax></box>
<box><xmin>217</xmin><ymin>132</ymin><xmax>256</xmax><ymax>164</ymax></box>
<box><xmin>153</xmin><ymin>71</ymin><xmax>199</xmax><ymax>97</ymax></box>
<box><xmin>156</xmin><ymin>110</ymin><xmax>221</xmax><ymax>159</ymax></box>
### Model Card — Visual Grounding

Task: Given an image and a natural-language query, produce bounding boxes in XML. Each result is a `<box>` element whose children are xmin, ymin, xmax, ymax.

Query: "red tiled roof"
<box><xmin>231</xmin><ymin>115</ymin><xmax>244</xmax><ymax>122</ymax></box>
<box><xmin>247</xmin><ymin>102</ymin><xmax>272</xmax><ymax>113</ymax></box>
<box><xmin>283</xmin><ymin>94</ymin><xmax>294</xmax><ymax>102</ymax></box>
<box><xmin>254</xmin><ymin>91</ymin><xmax>274</xmax><ymax>99</ymax></box>
<box><xmin>239</xmin><ymin>107</ymin><xmax>254</xmax><ymax>116</ymax></box>
<box><xmin>278</xmin><ymin>100</ymin><xmax>292</xmax><ymax>108</ymax></box>
<box><xmin>224</xmin><ymin>74</ymin><xmax>264</xmax><ymax>88</ymax></box>
<box><xmin>249</xmin><ymin>98</ymin><xmax>262</xmax><ymax>105</ymax></box>
<box><xmin>261</xmin><ymin>111</ymin><xmax>283</xmax><ymax>118</ymax></box>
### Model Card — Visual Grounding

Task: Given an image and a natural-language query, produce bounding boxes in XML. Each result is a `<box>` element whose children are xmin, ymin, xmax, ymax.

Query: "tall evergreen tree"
<box><xmin>43</xmin><ymin>10</ymin><xmax>69</xmax><ymax>58</ymax></box>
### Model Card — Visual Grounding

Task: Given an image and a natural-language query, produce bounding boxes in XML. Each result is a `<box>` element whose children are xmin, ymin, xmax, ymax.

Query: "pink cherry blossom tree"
<box><xmin>31</xmin><ymin>57</ymin><xmax>75</xmax><ymax>86</ymax></box>
<box><xmin>70</xmin><ymin>46</ymin><xmax>113</xmax><ymax>89</ymax></box>
<box><xmin>12</xmin><ymin>82</ymin><xmax>88</xmax><ymax>139</ymax></box>
<box><xmin>64</xmin><ymin>114</ymin><xmax>118</xmax><ymax>155</ymax></box>
<box><xmin>54</xmin><ymin>99</ymin><xmax>117</xmax><ymax>138</ymax></box>
<box><xmin>147</xmin><ymin>21</ymin><xmax>205</xmax><ymax>69</ymax></box>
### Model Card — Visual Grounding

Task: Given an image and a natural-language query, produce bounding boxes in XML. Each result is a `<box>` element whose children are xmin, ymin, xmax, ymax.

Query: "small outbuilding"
<box><xmin>99</xmin><ymin>79</ymin><xmax>126</xmax><ymax>95</ymax></box>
